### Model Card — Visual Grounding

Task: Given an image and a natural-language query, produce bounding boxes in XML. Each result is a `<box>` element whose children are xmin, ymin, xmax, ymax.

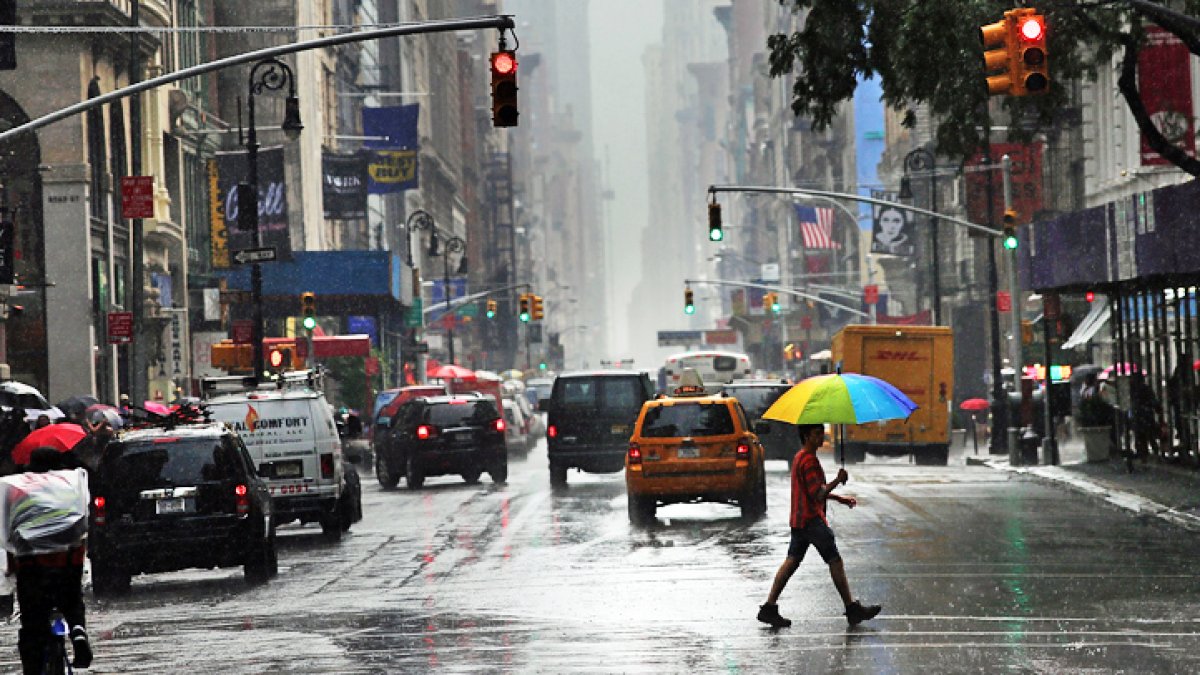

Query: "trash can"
<box><xmin>1020</xmin><ymin>427</ymin><xmax>1040</xmax><ymax>465</ymax></box>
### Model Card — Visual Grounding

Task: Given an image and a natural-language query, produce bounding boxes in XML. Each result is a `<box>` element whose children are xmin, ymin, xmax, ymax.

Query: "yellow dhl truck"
<box><xmin>831</xmin><ymin>324</ymin><xmax>953</xmax><ymax>465</ymax></box>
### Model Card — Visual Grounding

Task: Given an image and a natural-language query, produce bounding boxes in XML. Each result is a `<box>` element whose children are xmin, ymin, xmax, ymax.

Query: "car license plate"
<box><xmin>155</xmin><ymin>497</ymin><xmax>189</xmax><ymax>515</ymax></box>
<box><xmin>275</xmin><ymin>461</ymin><xmax>303</xmax><ymax>478</ymax></box>
<box><xmin>677</xmin><ymin>447</ymin><xmax>699</xmax><ymax>459</ymax></box>
<box><xmin>611</xmin><ymin>424</ymin><xmax>628</xmax><ymax>434</ymax></box>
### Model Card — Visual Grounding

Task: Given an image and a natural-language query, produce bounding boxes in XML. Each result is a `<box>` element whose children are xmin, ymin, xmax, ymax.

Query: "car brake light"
<box><xmin>628</xmin><ymin>442</ymin><xmax>642</xmax><ymax>466</ymax></box>
<box><xmin>416</xmin><ymin>424</ymin><xmax>434</xmax><ymax>440</ymax></box>
<box><xmin>494</xmin><ymin>418</ymin><xmax>506</xmax><ymax>433</ymax></box>
<box><xmin>736</xmin><ymin>443</ymin><xmax>750</xmax><ymax>459</ymax></box>
<box><xmin>547</xmin><ymin>425</ymin><xmax>557</xmax><ymax>439</ymax></box>
<box><xmin>93</xmin><ymin>496</ymin><xmax>107</xmax><ymax>526</ymax></box>
<box><xmin>235</xmin><ymin>484</ymin><xmax>250</xmax><ymax>515</ymax></box>
<box><xmin>320</xmin><ymin>453</ymin><xmax>335</xmax><ymax>479</ymax></box>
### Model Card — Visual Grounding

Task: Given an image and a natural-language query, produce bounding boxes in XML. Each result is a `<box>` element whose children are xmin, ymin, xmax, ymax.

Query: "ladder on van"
<box><xmin>200</xmin><ymin>369</ymin><xmax>325</xmax><ymax>398</ymax></box>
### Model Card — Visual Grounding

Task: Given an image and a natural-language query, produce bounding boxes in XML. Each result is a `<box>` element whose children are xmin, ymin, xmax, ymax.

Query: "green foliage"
<box><xmin>767</xmin><ymin>0</ymin><xmax>1187</xmax><ymax>162</ymax></box>
<box><xmin>323</xmin><ymin>348</ymin><xmax>387</xmax><ymax>413</ymax></box>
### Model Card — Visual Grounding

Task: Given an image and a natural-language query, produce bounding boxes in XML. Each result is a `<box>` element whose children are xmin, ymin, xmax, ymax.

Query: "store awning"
<box><xmin>1062</xmin><ymin>297</ymin><xmax>1110</xmax><ymax>350</ymax></box>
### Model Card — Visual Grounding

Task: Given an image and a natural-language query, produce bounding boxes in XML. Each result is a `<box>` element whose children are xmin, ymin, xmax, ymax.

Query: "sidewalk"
<box><xmin>970</xmin><ymin>437</ymin><xmax>1200</xmax><ymax>532</ymax></box>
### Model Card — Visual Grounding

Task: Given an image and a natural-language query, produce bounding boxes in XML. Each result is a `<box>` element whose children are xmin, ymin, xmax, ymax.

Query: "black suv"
<box><xmin>376</xmin><ymin>395</ymin><xmax>507</xmax><ymax>489</ymax></box>
<box><xmin>88</xmin><ymin>423</ymin><xmax>277</xmax><ymax>594</ymax></box>
<box><xmin>541</xmin><ymin>370</ymin><xmax>655</xmax><ymax>486</ymax></box>
<box><xmin>721</xmin><ymin>380</ymin><xmax>794</xmax><ymax>464</ymax></box>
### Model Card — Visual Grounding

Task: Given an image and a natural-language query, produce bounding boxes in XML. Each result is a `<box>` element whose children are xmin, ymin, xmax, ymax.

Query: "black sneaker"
<box><xmin>757</xmin><ymin>603</ymin><xmax>792</xmax><ymax>628</ymax></box>
<box><xmin>70</xmin><ymin>626</ymin><xmax>92</xmax><ymax>669</ymax></box>
<box><xmin>845</xmin><ymin>600</ymin><xmax>881</xmax><ymax>627</ymax></box>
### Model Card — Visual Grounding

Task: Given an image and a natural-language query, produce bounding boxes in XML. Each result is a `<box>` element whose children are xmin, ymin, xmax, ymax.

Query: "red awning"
<box><xmin>313</xmin><ymin>335</ymin><xmax>371</xmax><ymax>358</ymax></box>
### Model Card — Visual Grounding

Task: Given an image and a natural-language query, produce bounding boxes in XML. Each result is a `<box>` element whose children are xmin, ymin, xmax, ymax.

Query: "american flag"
<box><xmin>795</xmin><ymin>205</ymin><xmax>841</xmax><ymax>249</ymax></box>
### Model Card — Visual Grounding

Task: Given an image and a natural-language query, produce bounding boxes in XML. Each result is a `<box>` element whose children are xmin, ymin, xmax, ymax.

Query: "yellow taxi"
<box><xmin>624</xmin><ymin>372</ymin><xmax>767</xmax><ymax>524</ymax></box>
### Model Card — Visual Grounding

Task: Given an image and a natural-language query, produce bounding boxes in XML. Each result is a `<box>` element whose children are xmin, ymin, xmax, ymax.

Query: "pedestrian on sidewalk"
<box><xmin>757</xmin><ymin>423</ymin><xmax>881</xmax><ymax>629</ymax></box>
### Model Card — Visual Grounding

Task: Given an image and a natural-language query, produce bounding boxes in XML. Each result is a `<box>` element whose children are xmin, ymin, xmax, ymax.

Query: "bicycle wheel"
<box><xmin>45</xmin><ymin>613</ymin><xmax>70</xmax><ymax>675</ymax></box>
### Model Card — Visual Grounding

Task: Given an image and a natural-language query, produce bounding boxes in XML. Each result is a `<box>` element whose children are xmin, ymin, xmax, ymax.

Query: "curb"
<box><xmin>978</xmin><ymin>458</ymin><xmax>1200</xmax><ymax>533</ymax></box>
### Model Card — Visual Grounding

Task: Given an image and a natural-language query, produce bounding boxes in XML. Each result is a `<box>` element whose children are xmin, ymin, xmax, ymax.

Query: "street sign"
<box><xmin>107</xmin><ymin>311</ymin><xmax>134</xmax><ymax>344</ymax></box>
<box><xmin>405</xmin><ymin>300</ymin><xmax>424</xmax><ymax>328</ymax></box>
<box><xmin>232</xmin><ymin>247</ymin><xmax>277</xmax><ymax>265</ymax></box>
<box><xmin>120</xmin><ymin>176</ymin><xmax>155</xmax><ymax>219</ymax></box>
<box><xmin>864</xmin><ymin>284</ymin><xmax>879</xmax><ymax>305</ymax></box>
<box><xmin>232</xmin><ymin>319</ymin><xmax>254</xmax><ymax>344</ymax></box>
<box><xmin>996</xmin><ymin>291</ymin><xmax>1012</xmax><ymax>313</ymax></box>
<box><xmin>657</xmin><ymin>330</ymin><xmax>703</xmax><ymax>347</ymax></box>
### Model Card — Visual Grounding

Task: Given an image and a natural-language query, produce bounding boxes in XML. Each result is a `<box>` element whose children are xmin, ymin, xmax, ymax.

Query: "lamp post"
<box><xmin>900</xmin><ymin>147</ymin><xmax>940</xmax><ymax>325</ymax></box>
<box><xmin>244</xmin><ymin>57</ymin><xmax>302</xmax><ymax>381</ymax></box>
<box><xmin>405</xmin><ymin>209</ymin><xmax>434</xmax><ymax>268</ymax></box>
<box><xmin>437</xmin><ymin>235</ymin><xmax>466</xmax><ymax>363</ymax></box>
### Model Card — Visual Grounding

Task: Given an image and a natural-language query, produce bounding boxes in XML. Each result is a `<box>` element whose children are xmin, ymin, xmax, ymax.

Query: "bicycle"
<box><xmin>42</xmin><ymin>611</ymin><xmax>72</xmax><ymax>675</ymax></box>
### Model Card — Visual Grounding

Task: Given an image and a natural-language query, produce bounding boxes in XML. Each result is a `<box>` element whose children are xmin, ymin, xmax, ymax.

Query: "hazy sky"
<box><xmin>588</xmin><ymin>1</ymin><xmax>664</xmax><ymax>359</ymax></box>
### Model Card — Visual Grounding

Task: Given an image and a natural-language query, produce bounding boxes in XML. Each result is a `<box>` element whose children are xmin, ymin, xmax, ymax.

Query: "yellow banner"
<box><xmin>208</xmin><ymin>158</ymin><xmax>230</xmax><ymax>269</ymax></box>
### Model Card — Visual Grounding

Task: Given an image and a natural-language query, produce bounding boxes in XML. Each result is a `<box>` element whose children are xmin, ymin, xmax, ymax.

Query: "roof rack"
<box><xmin>123</xmin><ymin>401</ymin><xmax>213</xmax><ymax>432</ymax></box>
<box><xmin>200</xmin><ymin>368</ymin><xmax>325</xmax><ymax>397</ymax></box>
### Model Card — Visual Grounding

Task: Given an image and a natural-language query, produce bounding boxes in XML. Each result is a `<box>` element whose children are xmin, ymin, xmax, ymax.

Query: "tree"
<box><xmin>767</xmin><ymin>0</ymin><xmax>1200</xmax><ymax>175</ymax></box>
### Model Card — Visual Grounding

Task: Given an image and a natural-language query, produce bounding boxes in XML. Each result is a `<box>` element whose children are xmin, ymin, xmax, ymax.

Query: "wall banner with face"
<box><xmin>870</xmin><ymin>201</ymin><xmax>915</xmax><ymax>257</ymax></box>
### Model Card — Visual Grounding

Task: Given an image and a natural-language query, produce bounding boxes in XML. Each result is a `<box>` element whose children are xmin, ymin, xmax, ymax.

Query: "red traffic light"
<box><xmin>491</xmin><ymin>51</ymin><xmax>517</xmax><ymax>76</ymax></box>
<box><xmin>1018</xmin><ymin>16</ymin><xmax>1044</xmax><ymax>42</ymax></box>
<box><xmin>269</xmin><ymin>350</ymin><xmax>284</xmax><ymax>368</ymax></box>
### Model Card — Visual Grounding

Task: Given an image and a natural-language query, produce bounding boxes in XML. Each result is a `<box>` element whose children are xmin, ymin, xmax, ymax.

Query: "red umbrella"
<box><xmin>429</xmin><ymin>364</ymin><xmax>476</xmax><ymax>382</ymax></box>
<box><xmin>11</xmin><ymin>423</ymin><xmax>87</xmax><ymax>466</ymax></box>
<box><xmin>959</xmin><ymin>398</ymin><xmax>990</xmax><ymax>411</ymax></box>
<box><xmin>1100</xmin><ymin>362</ymin><xmax>1142</xmax><ymax>380</ymax></box>
<box><xmin>143</xmin><ymin>401</ymin><xmax>171</xmax><ymax>416</ymax></box>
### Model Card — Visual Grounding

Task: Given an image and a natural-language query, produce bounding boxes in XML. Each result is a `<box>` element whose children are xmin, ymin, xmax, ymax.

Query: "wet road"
<box><xmin>4</xmin><ymin>441</ymin><xmax>1200</xmax><ymax>673</ymax></box>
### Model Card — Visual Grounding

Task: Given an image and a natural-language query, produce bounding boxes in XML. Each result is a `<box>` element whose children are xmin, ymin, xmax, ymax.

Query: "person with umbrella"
<box><xmin>756</xmin><ymin>373</ymin><xmax>913</xmax><ymax>629</ymax></box>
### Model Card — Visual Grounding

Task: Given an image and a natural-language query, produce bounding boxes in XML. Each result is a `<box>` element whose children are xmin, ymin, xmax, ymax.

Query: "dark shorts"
<box><xmin>787</xmin><ymin>520</ymin><xmax>841</xmax><ymax>564</ymax></box>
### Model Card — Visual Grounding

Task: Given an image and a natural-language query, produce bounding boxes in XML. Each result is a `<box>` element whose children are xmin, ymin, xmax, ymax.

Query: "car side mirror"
<box><xmin>753</xmin><ymin>420</ymin><xmax>772</xmax><ymax>435</ymax></box>
<box><xmin>538</xmin><ymin>399</ymin><xmax>551</xmax><ymax>413</ymax></box>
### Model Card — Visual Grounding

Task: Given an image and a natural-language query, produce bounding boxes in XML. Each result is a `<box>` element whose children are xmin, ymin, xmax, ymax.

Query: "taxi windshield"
<box><xmin>640</xmin><ymin>403</ymin><xmax>734</xmax><ymax>438</ymax></box>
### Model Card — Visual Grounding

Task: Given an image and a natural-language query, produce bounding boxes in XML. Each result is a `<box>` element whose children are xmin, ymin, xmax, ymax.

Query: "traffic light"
<box><xmin>765</xmin><ymin>292</ymin><xmax>781</xmax><ymax>314</ymax></box>
<box><xmin>1002</xmin><ymin>209</ymin><xmax>1019</xmax><ymax>250</ymax></box>
<box><xmin>490</xmin><ymin>50</ymin><xmax>519</xmax><ymax>127</ymax></box>
<box><xmin>531</xmin><ymin>295</ymin><xmax>544</xmax><ymax>321</ymax></box>
<box><xmin>300</xmin><ymin>292</ymin><xmax>317</xmax><ymax>331</ymax></box>
<box><xmin>486</xmin><ymin>299</ymin><xmax>497</xmax><ymax>319</ymax></box>
<box><xmin>518</xmin><ymin>293</ymin><xmax>530</xmax><ymax>322</ymax></box>
<box><xmin>708</xmin><ymin>202</ymin><xmax>723</xmax><ymax>242</ymax></box>
<box><xmin>980</xmin><ymin>8</ymin><xmax>1049</xmax><ymax>97</ymax></box>
<box><xmin>684</xmin><ymin>287</ymin><xmax>695</xmax><ymax>315</ymax></box>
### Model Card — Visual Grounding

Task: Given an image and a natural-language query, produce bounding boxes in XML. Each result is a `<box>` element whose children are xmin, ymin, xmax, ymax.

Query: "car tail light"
<box><xmin>320</xmin><ymin>453</ymin><xmax>335</xmax><ymax>478</ymax></box>
<box><xmin>736</xmin><ymin>442</ymin><xmax>750</xmax><ymax>460</ymax></box>
<box><xmin>416</xmin><ymin>424</ymin><xmax>434</xmax><ymax>440</ymax></box>
<box><xmin>628</xmin><ymin>442</ymin><xmax>642</xmax><ymax>466</ymax></box>
<box><xmin>547</xmin><ymin>425</ymin><xmax>557</xmax><ymax>439</ymax></box>
<box><xmin>234</xmin><ymin>484</ymin><xmax>250</xmax><ymax>515</ymax></box>
<box><xmin>92</xmin><ymin>496</ymin><xmax>107</xmax><ymax>526</ymax></box>
<box><xmin>494</xmin><ymin>418</ymin><xmax>506</xmax><ymax>433</ymax></box>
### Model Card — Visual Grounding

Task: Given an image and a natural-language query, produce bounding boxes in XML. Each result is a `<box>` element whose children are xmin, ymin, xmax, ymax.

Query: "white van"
<box><xmin>203</xmin><ymin>373</ymin><xmax>355</xmax><ymax>541</ymax></box>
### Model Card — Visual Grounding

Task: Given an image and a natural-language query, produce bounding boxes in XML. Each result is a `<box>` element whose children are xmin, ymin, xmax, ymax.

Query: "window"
<box><xmin>560</xmin><ymin>380</ymin><xmax>595</xmax><ymax>407</ymax></box>
<box><xmin>639</xmin><ymin>403</ymin><xmax>735</xmax><ymax>438</ymax></box>
<box><xmin>429</xmin><ymin>401</ymin><xmax>497</xmax><ymax>427</ymax></box>
<box><xmin>107</xmin><ymin>438</ymin><xmax>237</xmax><ymax>489</ymax></box>
<box><xmin>601</xmin><ymin>378</ymin><xmax>642</xmax><ymax>410</ymax></box>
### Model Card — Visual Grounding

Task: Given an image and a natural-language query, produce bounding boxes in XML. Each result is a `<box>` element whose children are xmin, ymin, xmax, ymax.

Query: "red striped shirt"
<box><xmin>789</xmin><ymin>450</ymin><xmax>827</xmax><ymax>529</ymax></box>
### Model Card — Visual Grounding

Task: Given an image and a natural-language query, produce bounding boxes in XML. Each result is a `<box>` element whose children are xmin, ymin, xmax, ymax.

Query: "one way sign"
<box><xmin>232</xmin><ymin>247</ymin><xmax>277</xmax><ymax>265</ymax></box>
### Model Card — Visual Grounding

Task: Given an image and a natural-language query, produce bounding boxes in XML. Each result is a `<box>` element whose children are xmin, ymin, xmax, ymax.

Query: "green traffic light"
<box><xmin>539</xmin><ymin>362</ymin><xmax>547</xmax><ymax>370</ymax></box>
<box><xmin>520</xmin><ymin>312</ymin><xmax>530</xmax><ymax>322</ymax></box>
<box><xmin>684</xmin><ymin>304</ymin><xmax>696</xmax><ymax>315</ymax></box>
<box><xmin>486</xmin><ymin>310</ymin><xmax>495</xmax><ymax>319</ymax></box>
<box><xmin>708</xmin><ymin>227</ymin><xmax>723</xmax><ymax>242</ymax></box>
<box><xmin>302</xmin><ymin>316</ymin><xmax>317</xmax><ymax>330</ymax></box>
<box><xmin>1003</xmin><ymin>235</ymin><xmax>1018</xmax><ymax>250</ymax></box>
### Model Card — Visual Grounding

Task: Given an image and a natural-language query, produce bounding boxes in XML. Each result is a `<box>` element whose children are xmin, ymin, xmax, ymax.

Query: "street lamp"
<box><xmin>244</xmin><ymin>57</ymin><xmax>302</xmax><ymax>381</ymax></box>
<box><xmin>900</xmin><ymin>147</ymin><xmax>940</xmax><ymax>325</ymax></box>
<box><xmin>405</xmin><ymin>209</ymin><xmax>434</xmax><ymax>267</ymax></box>
<box><xmin>435</xmin><ymin>234</ymin><xmax>466</xmax><ymax>363</ymax></box>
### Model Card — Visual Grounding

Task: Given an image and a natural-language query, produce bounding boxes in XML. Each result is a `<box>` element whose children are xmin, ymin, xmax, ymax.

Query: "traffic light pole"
<box><xmin>1002</xmin><ymin>155</ymin><xmax>1025</xmax><ymax>464</ymax></box>
<box><xmin>683</xmin><ymin>278</ymin><xmax>870</xmax><ymax>319</ymax></box>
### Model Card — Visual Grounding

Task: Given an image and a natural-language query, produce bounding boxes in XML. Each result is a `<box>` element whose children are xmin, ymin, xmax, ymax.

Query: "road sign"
<box><xmin>107</xmin><ymin>312</ymin><xmax>134</xmax><ymax>344</ymax></box>
<box><xmin>996</xmin><ymin>291</ymin><xmax>1012</xmax><ymax>313</ymax></box>
<box><xmin>657</xmin><ymin>330</ymin><xmax>703</xmax><ymax>347</ymax></box>
<box><xmin>232</xmin><ymin>320</ymin><xmax>253</xmax><ymax>344</ymax></box>
<box><xmin>405</xmin><ymin>300</ymin><xmax>424</xmax><ymax>328</ymax></box>
<box><xmin>864</xmin><ymin>284</ymin><xmax>879</xmax><ymax>305</ymax></box>
<box><xmin>120</xmin><ymin>176</ymin><xmax>155</xmax><ymax>219</ymax></box>
<box><xmin>232</xmin><ymin>247</ymin><xmax>277</xmax><ymax>265</ymax></box>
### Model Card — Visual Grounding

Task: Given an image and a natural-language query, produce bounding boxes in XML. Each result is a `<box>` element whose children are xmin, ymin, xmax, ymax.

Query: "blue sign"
<box><xmin>363</xmin><ymin>105</ymin><xmax>420</xmax><ymax>194</ymax></box>
<box><xmin>347</xmin><ymin>316</ymin><xmax>378</xmax><ymax>347</ymax></box>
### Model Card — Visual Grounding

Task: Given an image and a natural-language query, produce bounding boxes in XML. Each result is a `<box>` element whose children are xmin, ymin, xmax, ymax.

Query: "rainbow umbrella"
<box><xmin>763</xmin><ymin>373</ymin><xmax>918</xmax><ymax>425</ymax></box>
